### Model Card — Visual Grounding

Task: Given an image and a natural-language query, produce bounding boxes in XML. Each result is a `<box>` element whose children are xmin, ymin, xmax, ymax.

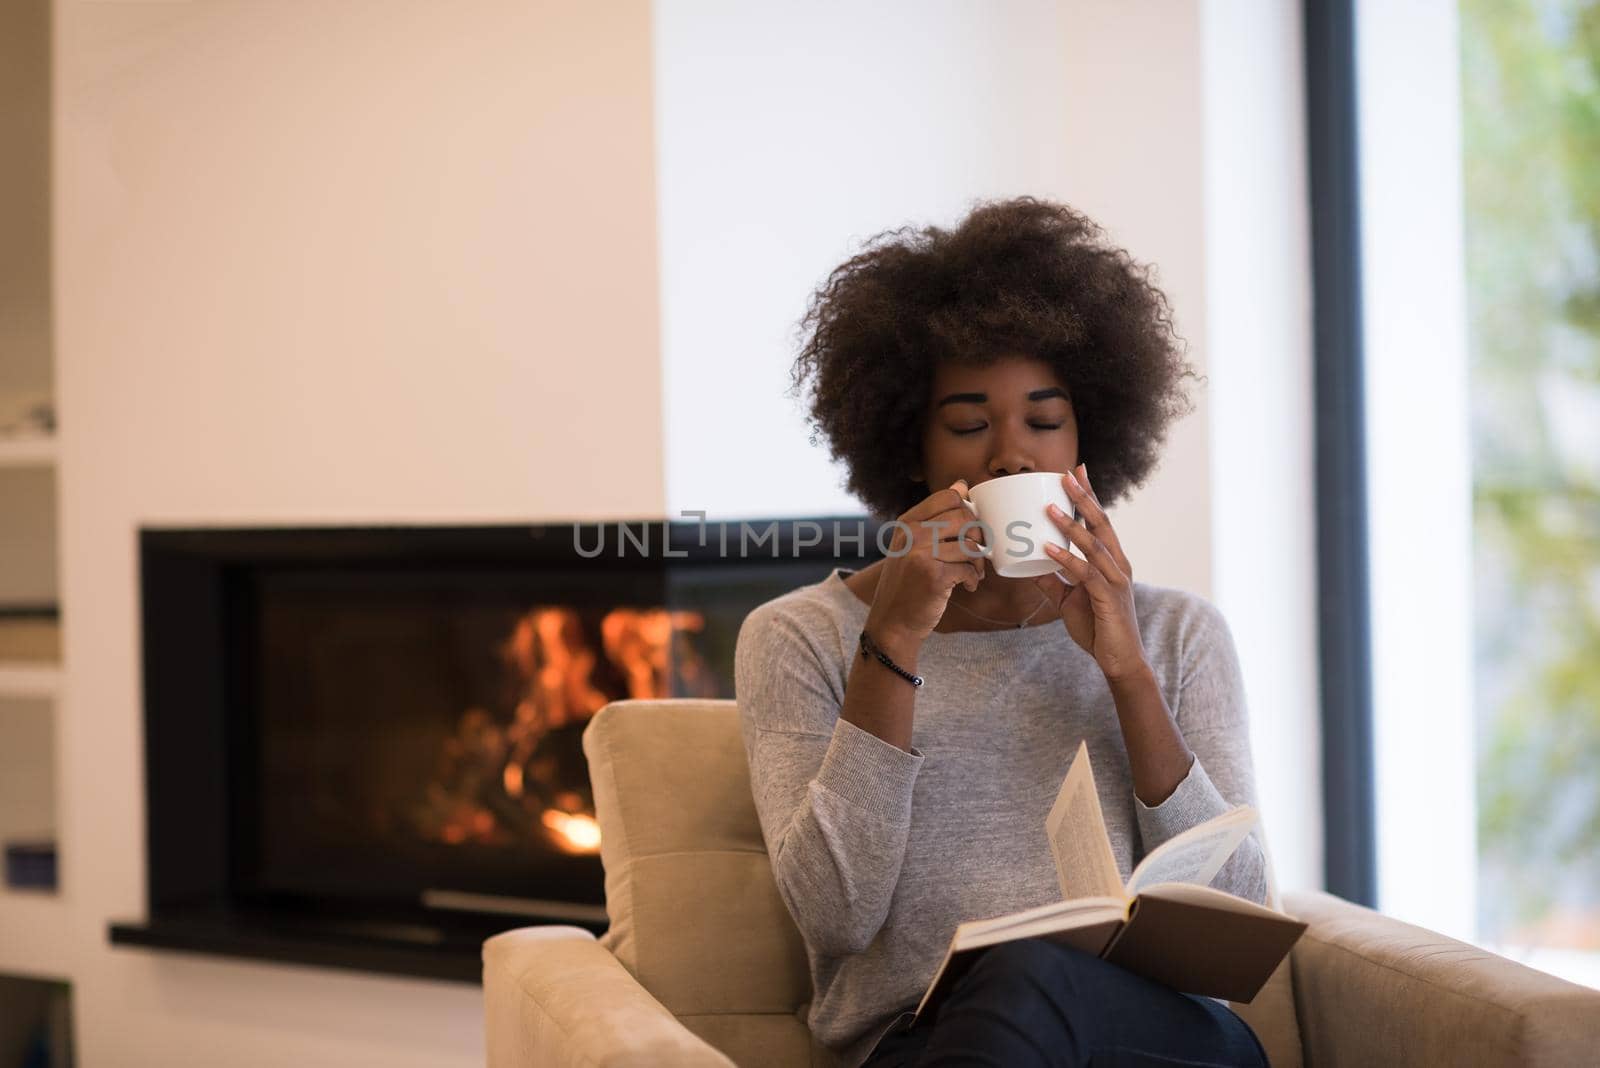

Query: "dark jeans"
<box><xmin>863</xmin><ymin>938</ymin><xmax>1270</xmax><ymax>1067</ymax></box>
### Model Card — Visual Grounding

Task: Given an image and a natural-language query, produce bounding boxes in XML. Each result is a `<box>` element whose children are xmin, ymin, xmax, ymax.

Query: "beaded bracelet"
<box><xmin>858</xmin><ymin>629</ymin><xmax>923</xmax><ymax>688</ymax></box>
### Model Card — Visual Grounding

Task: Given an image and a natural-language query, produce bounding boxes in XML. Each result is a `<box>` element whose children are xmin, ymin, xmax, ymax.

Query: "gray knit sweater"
<box><xmin>733</xmin><ymin>567</ymin><xmax>1271</xmax><ymax>1068</ymax></box>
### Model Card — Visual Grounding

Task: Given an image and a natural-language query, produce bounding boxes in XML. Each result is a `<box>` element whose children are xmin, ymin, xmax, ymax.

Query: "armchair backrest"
<box><xmin>582</xmin><ymin>698</ymin><xmax>829</xmax><ymax>1067</ymax></box>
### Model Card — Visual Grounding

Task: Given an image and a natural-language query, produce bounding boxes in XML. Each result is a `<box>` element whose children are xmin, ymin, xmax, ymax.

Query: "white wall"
<box><xmin>54</xmin><ymin>1</ymin><xmax>659</xmax><ymax>1064</ymax></box>
<box><xmin>1054</xmin><ymin>1</ymin><xmax>1215</xmax><ymax>597</ymax></box>
<box><xmin>655</xmin><ymin>0</ymin><xmax>1072</xmax><ymax>520</ymax></box>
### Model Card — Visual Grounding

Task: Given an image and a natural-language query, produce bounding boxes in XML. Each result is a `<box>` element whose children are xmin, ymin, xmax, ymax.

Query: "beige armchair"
<box><xmin>483</xmin><ymin>699</ymin><xmax>1600</xmax><ymax>1067</ymax></box>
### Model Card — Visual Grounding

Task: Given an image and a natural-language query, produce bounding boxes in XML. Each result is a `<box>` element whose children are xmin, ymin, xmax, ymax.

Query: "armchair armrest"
<box><xmin>484</xmin><ymin>926</ymin><xmax>736</xmax><ymax>1068</ymax></box>
<box><xmin>1285</xmin><ymin>889</ymin><xmax>1600</xmax><ymax>1066</ymax></box>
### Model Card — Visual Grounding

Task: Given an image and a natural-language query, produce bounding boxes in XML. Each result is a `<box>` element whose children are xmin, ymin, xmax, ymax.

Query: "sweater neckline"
<box><xmin>823</xmin><ymin>567</ymin><xmax>1070</xmax><ymax>646</ymax></box>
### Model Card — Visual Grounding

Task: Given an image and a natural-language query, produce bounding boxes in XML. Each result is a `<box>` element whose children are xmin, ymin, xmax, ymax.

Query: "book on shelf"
<box><xmin>911</xmin><ymin>740</ymin><xmax>1307</xmax><ymax>1027</ymax></box>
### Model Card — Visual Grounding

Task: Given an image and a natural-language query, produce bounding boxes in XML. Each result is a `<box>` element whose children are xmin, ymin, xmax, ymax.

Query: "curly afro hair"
<box><xmin>789</xmin><ymin>196</ymin><xmax>1198</xmax><ymax>520</ymax></box>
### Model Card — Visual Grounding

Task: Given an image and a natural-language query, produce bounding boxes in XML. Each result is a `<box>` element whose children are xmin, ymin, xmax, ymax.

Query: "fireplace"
<box><xmin>109</xmin><ymin>518</ymin><xmax>882</xmax><ymax>981</ymax></box>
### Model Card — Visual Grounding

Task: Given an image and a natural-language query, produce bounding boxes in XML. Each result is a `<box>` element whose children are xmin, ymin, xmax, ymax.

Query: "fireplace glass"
<box><xmin>112</xmin><ymin>520</ymin><xmax>879</xmax><ymax>980</ymax></box>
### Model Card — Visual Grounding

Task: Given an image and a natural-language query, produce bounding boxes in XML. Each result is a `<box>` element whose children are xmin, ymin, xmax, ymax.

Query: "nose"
<box><xmin>987</xmin><ymin>427</ymin><xmax>1035</xmax><ymax>478</ymax></box>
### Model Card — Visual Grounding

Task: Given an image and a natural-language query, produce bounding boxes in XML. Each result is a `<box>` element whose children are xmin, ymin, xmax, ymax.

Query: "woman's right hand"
<box><xmin>864</xmin><ymin>481</ymin><xmax>988</xmax><ymax>646</ymax></box>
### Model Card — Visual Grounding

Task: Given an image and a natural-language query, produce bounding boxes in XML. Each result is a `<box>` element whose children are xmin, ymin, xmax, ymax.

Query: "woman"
<box><xmin>733</xmin><ymin>197</ymin><xmax>1273</xmax><ymax>1068</ymax></box>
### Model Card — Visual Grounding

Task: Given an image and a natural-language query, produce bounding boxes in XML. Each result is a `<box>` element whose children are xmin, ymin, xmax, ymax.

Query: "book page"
<box><xmin>1124</xmin><ymin>806</ymin><xmax>1256</xmax><ymax>895</ymax></box>
<box><xmin>1046</xmin><ymin>740</ymin><xmax>1124</xmax><ymax>901</ymax></box>
<box><xmin>953</xmin><ymin>901</ymin><xmax>1132</xmax><ymax>952</ymax></box>
<box><xmin>1135</xmin><ymin>881</ymin><xmax>1284</xmax><ymax>918</ymax></box>
<box><xmin>958</xmin><ymin>911</ymin><xmax>1125</xmax><ymax>954</ymax></box>
<box><xmin>954</xmin><ymin>896</ymin><xmax>1127</xmax><ymax>943</ymax></box>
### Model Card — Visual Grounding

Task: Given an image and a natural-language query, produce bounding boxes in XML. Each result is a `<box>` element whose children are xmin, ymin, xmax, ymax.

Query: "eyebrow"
<box><xmin>935</xmin><ymin>387</ymin><xmax>1069</xmax><ymax>408</ymax></box>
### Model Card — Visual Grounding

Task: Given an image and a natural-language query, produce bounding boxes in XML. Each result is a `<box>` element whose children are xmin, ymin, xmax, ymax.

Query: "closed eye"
<box><xmin>950</xmin><ymin>423</ymin><xmax>1064</xmax><ymax>436</ymax></box>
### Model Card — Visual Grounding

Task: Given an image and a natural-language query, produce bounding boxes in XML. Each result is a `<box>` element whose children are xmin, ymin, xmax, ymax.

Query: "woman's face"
<box><xmin>917</xmin><ymin>354</ymin><xmax>1080</xmax><ymax>492</ymax></box>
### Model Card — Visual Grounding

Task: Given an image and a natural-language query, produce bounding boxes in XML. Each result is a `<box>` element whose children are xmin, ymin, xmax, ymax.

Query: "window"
<box><xmin>1350</xmin><ymin>0</ymin><xmax>1600</xmax><ymax>988</ymax></box>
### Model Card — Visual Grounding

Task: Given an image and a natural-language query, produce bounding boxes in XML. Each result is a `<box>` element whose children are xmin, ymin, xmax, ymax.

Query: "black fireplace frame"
<box><xmin>109</xmin><ymin>517</ymin><xmax>882</xmax><ymax>982</ymax></box>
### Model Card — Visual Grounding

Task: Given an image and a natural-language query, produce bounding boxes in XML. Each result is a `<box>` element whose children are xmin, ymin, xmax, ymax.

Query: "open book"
<box><xmin>911</xmin><ymin>740</ymin><xmax>1307</xmax><ymax>1027</ymax></box>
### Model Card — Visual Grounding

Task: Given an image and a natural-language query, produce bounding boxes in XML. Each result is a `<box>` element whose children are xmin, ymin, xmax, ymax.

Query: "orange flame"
<box><xmin>423</xmin><ymin>604</ymin><xmax>717</xmax><ymax>851</ymax></box>
<box><xmin>541</xmin><ymin>809</ymin><xmax>603</xmax><ymax>854</ymax></box>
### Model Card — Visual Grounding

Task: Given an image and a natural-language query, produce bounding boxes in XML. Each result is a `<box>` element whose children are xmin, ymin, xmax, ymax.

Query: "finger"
<box><xmin>952</xmin><ymin>529</ymin><xmax>989</xmax><ymax>562</ymax></box>
<box><xmin>928</xmin><ymin>502</ymin><xmax>986</xmax><ymax>536</ymax></box>
<box><xmin>901</xmin><ymin>480</ymin><xmax>973</xmax><ymax>524</ymax></box>
<box><xmin>1063</xmin><ymin>465</ymin><xmax>1132</xmax><ymax>579</ymax></box>
<box><xmin>933</xmin><ymin>539</ymin><xmax>987</xmax><ymax>580</ymax></box>
<box><xmin>1044</xmin><ymin>502</ymin><xmax>1124</xmax><ymax>584</ymax></box>
<box><xmin>1042</xmin><ymin>539</ymin><xmax>1113</xmax><ymax>593</ymax></box>
<box><xmin>955</xmin><ymin>518</ymin><xmax>989</xmax><ymax>555</ymax></box>
<box><xmin>960</xmin><ymin>527</ymin><xmax>992</xmax><ymax>564</ymax></box>
<box><xmin>1073</xmin><ymin>463</ymin><xmax>1116</xmax><ymax>541</ymax></box>
<box><xmin>929</xmin><ymin>526</ymin><xmax>986</xmax><ymax>550</ymax></box>
<box><xmin>910</xmin><ymin>509</ymin><xmax>985</xmax><ymax>550</ymax></box>
<box><xmin>1044</xmin><ymin>568</ymin><xmax>1091</xmax><ymax>616</ymax></box>
<box><xmin>937</xmin><ymin>556</ymin><xmax>984</xmax><ymax>593</ymax></box>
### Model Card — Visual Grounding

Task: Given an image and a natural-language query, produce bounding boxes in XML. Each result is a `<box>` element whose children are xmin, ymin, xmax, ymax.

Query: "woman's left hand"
<box><xmin>1032</xmin><ymin>463</ymin><xmax>1151</xmax><ymax>684</ymax></box>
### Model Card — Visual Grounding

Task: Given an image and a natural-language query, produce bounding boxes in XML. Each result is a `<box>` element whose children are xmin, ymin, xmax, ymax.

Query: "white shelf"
<box><xmin>0</xmin><ymin>888</ymin><xmax>70</xmax><ymax>979</ymax></box>
<box><xmin>0</xmin><ymin>664</ymin><xmax>61</xmax><ymax>700</ymax></box>
<box><xmin>0</xmin><ymin>436</ymin><xmax>57</xmax><ymax>468</ymax></box>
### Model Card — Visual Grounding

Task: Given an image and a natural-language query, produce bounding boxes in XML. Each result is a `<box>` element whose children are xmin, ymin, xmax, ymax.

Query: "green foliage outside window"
<box><xmin>1463</xmin><ymin>0</ymin><xmax>1600</xmax><ymax>949</ymax></box>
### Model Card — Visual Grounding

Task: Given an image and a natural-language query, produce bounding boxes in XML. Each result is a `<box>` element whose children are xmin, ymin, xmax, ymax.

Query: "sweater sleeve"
<box><xmin>734</xmin><ymin>603</ymin><xmax>925</xmax><ymax>958</ymax></box>
<box><xmin>1132</xmin><ymin>598</ymin><xmax>1271</xmax><ymax>907</ymax></box>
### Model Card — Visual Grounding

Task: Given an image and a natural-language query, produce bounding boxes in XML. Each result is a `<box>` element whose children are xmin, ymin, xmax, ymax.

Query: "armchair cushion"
<box><xmin>582</xmin><ymin>699</ymin><xmax>826</xmax><ymax>1066</ymax></box>
<box><xmin>1284</xmin><ymin>889</ymin><xmax>1600</xmax><ymax>1066</ymax></box>
<box><xmin>484</xmin><ymin>926</ymin><xmax>735</xmax><ymax>1068</ymax></box>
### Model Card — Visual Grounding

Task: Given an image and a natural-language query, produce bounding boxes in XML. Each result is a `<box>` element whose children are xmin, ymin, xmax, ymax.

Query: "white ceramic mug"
<box><xmin>958</xmin><ymin>471</ymin><xmax>1080</xmax><ymax>578</ymax></box>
